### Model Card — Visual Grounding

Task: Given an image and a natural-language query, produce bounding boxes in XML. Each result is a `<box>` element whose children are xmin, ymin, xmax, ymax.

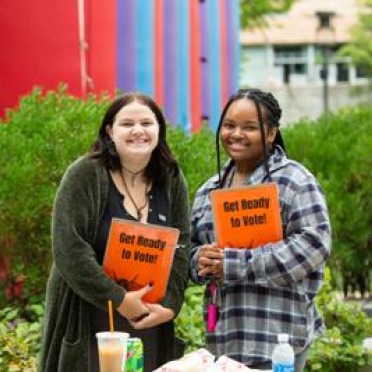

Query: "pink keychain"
<box><xmin>205</xmin><ymin>232</ymin><xmax>219</xmax><ymax>332</ymax></box>
<box><xmin>207</xmin><ymin>280</ymin><xmax>218</xmax><ymax>332</ymax></box>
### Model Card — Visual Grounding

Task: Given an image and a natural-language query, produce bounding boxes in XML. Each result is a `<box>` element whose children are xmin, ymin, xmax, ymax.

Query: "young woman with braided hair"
<box><xmin>189</xmin><ymin>88</ymin><xmax>331</xmax><ymax>371</ymax></box>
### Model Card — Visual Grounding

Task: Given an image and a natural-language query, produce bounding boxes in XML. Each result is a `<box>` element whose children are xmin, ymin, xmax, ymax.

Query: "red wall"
<box><xmin>86</xmin><ymin>0</ymin><xmax>116</xmax><ymax>94</ymax></box>
<box><xmin>0</xmin><ymin>0</ymin><xmax>116</xmax><ymax>117</ymax></box>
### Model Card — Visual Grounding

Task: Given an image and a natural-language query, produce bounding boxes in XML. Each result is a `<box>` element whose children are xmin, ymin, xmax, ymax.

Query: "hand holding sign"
<box><xmin>117</xmin><ymin>284</ymin><xmax>152</xmax><ymax>322</ymax></box>
<box><xmin>129</xmin><ymin>303</ymin><xmax>175</xmax><ymax>329</ymax></box>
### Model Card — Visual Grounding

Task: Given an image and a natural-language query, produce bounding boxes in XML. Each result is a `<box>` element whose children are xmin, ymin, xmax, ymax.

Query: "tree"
<box><xmin>240</xmin><ymin>0</ymin><xmax>296</xmax><ymax>29</ymax></box>
<box><xmin>339</xmin><ymin>0</ymin><xmax>372</xmax><ymax>77</ymax></box>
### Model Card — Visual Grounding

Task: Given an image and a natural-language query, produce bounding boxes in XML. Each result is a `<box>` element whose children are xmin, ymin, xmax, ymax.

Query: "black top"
<box><xmin>91</xmin><ymin>174</ymin><xmax>175</xmax><ymax>372</ymax></box>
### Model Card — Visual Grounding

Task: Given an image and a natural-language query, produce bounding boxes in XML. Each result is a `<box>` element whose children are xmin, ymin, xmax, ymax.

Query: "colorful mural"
<box><xmin>0</xmin><ymin>0</ymin><xmax>240</xmax><ymax>132</ymax></box>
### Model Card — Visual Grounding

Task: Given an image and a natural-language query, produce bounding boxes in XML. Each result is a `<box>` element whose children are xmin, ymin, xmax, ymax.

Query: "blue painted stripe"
<box><xmin>176</xmin><ymin>0</ymin><xmax>190</xmax><ymax>131</ymax></box>
<box><xmin>117</xmin><ymin>0</ymin><xmax>136</xmax><ymax>92</ymax></box>
<box><xmin>135</xmin><ymin>0</ymin><xmax>154</xmax><ymax>95</ymax></box>
<box><xmin>207</xmin><ymin>0</ymin><xmax>221</xmax><ymax>131</ymax></box>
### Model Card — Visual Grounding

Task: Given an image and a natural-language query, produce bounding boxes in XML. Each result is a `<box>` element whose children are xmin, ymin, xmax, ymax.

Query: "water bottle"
<box><xmin>271</xmin><ymin>333</ymin><xmax>295</xmax><ymax>372</ymax></box>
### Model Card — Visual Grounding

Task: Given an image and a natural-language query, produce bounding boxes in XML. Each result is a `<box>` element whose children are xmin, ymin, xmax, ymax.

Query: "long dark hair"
<box><xmin>91</xmin><ymin>92</ymin><xmax>178</xmax><ymax>182</ymax></box>
<box><xmin>216</xmin><ymin>88</ymin><xmax>286</xmax><ymax>187</ymax></box>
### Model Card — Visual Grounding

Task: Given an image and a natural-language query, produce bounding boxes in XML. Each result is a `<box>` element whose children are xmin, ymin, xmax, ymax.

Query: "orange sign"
<box><xmin>103</xmin><ymin>218</ymin><xmax>180</xmax><ymax>303</ymax></box>
<box><xmin>211</xmin><ymin>183</ymin><xmax>283</xmax><ymax>249</ymax></box>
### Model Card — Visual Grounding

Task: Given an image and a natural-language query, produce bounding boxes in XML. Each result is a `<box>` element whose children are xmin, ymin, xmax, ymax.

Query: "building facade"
<box><xmin>240</xmin><ymin>0</ymin><xmax>371</xmax><ymax>124</ymax></box>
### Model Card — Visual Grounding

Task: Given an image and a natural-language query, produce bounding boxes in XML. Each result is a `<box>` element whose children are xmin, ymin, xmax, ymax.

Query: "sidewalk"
<box><xmin>343</xmin><ymin>296</ymin><xmax>372</xmax><ymax>317</ymax></box>
<box><xmin>361</xmin><ymin>298</ymin><xmax>372</xmax><ymax>317</ymax></box>
<box><xmin>334</xmin><ymin>291</ymin><xmax>372</xmax><ymax>317</ymax></box>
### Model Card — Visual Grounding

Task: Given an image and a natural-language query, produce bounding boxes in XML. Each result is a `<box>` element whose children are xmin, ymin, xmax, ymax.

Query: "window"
<box><xmin>336</xmin><ymin>62</ymin><xmax>349</xmax><ymax>82</ymax></box>
<box><xmin>274</xmin><ymin>46</ymin><xmax>305</xmax><ymax>63</ymax></box>
<box><xmin>274</xmin><ymin>46</ymin><xmax>307</xmax><ymax>85</ymax></box>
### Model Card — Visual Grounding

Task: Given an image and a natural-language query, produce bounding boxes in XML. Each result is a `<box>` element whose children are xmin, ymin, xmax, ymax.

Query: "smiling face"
<box><xmin>106</xmin><ymin>100</ymin><xmax>160</xmax><ymax>163</ymax></box>
<box><xmin>220</xmin><ymin>98</ymin><xmax>277</xmax><ymax>172</ymax></box>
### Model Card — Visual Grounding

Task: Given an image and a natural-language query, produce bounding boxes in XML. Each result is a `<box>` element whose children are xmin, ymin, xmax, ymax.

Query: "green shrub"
<box><xmin>306</xmin><ymin>268</ymin><xmax>372</xmax><ymax>371</ymax></box>
<box><xmin>282</xmin><ymin>109</ymin><xmax>372</xmax><ymax>280</ymax></box>
<box><xmin>175</xmin><ymin>284</ymin><xmax>205</xmax><ymax>352</ymax></box>
<box><xmin>167</xmin><ymin>125</ymin><xmax>220</xmax><ymax>201</ymax></box>
<box><xmin>0</xmin><ymin>304</ymin><xmax>43</xmax><ymax>371</ymax></box>
<box><xmin>0</xmin><ymin>85</ymin><xmax>111</xmax><ymax>305</ymax></box>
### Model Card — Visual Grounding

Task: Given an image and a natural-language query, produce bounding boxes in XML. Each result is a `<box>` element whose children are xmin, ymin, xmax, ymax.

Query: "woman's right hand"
<box><xmin>116</xmin><ymin>284</ymin><xmax>152</xmax><ymax>322</ymax></box>
<box><xmin>197</xmin><ymin>243</ymin><xmax>224</xmax><ymax>278</ymax></box>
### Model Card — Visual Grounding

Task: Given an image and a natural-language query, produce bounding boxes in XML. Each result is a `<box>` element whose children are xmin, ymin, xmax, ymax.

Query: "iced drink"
<box><xmin>96</xmin><ymin>331</ymin><xmax>129</xmax><ymax>372</ymax></box>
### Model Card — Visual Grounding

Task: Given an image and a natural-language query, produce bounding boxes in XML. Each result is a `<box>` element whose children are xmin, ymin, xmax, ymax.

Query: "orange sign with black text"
<box><xmin>211</xmin><ymin>183</ymin><xmax>283</xmax><ymax>249</ymax></box>
<box><xmin>103</xmin><ymin>218</ymin><xmax>180</xmax><ymax>303</ymax></box>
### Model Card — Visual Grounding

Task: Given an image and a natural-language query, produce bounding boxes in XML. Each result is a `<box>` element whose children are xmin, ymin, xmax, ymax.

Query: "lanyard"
<box><xmin>207</xmin><ymin>278</ymin><xmax>219</xmax><ymax>332</ymax></box>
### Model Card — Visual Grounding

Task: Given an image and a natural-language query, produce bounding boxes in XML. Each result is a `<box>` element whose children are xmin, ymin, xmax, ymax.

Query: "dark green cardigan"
<box><xmin>39</xmin><ymin>155</ymin><xmax>190</xmax><ymax>372</ymax></box>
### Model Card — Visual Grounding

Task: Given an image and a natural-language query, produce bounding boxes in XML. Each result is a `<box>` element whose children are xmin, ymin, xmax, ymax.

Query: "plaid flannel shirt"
<box><xmin>190</xmin><ymin>146</ymin><xmax>331</xmax><ymax>366</ymax></box>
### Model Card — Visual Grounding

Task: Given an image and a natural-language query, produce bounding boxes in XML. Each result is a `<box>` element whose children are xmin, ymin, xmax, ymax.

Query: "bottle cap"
<box><xmin>278</xmin><ymin>333</ymin><xmax>289</xmax><ymax>343</ymax></box>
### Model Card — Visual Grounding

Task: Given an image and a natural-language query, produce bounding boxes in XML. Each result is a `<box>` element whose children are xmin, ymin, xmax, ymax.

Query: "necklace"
<box><xmin>121</xmin><ymin>165</ymin><xmax>146</xmax><ymax>187</ymax></box>
<box><xmin>120</xmin><ymin>170</ymin><xmax>149</xmax><ymax>220</ymax></box>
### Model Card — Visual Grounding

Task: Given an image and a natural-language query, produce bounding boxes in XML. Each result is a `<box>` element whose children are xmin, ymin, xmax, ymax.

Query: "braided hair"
<box><xmin>216</xmin><ymin>88</ymin><xmax>286</xmax><ymax>187</ymax></box>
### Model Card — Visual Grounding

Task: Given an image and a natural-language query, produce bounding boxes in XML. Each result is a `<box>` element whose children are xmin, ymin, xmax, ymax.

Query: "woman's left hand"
<box><xmin>129</xmin><ymin>303</ymin><xmax>174</xmax><ymax>329</ymax></box>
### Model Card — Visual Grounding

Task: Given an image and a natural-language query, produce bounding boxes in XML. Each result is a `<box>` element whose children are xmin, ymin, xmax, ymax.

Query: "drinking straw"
<box><xmin>108</xmin><ymin>300</ymin><xmax>114</xmax><ymax>333</ymax></box>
